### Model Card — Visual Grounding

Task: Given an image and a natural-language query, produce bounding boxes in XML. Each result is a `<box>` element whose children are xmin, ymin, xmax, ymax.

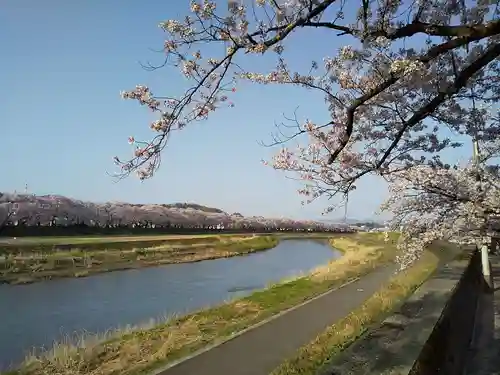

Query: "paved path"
<box><xmin>157</xmin><ymin>264</ymin><xmax>397</xmax><ymax>375</ymax></box>
<box><xmin>465</xmin><ymin>254</ymin><xmax>500</xmax><ymax>375</ymax></box>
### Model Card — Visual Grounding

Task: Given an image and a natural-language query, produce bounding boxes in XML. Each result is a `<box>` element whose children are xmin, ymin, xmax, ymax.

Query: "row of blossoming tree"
<box><xmin>115</xmin><ymin>0</ymin><xmax>500</xmax><ymax>269</ymax></box>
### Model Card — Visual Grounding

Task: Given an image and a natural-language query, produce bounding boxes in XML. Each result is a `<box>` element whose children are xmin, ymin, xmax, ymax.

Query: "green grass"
<box><xmin>0</xmin><ymin>232</ymin><xmax>332</xmax><ymax>254</ymax></box>
<box><xmin>4</xmin><ymin>233</ymin><xmax>402</xmax><ymax>375</ymax></box>
<box><xmin>0</xmin><ymin>233</ymin><xmax>248</xmax><ymax>245</ymax></box>
<box><xmin>0</xmin><ymin>232</ymin><xmax>345</xmax><ymax>249</ymax></box>
<box><xmin>0</xmin><ymin>234</ymin><xmax>232</xmax><ymax>254</ymax></box>
<box><xmin>0</xmin><ymin>235</ymin><xmax>279</xmax><ymax>284</ymax></box>
<box><xmin>269</xmin><ymin>242</ymin><xmax>460</xmax><ymax>375</ymax></box>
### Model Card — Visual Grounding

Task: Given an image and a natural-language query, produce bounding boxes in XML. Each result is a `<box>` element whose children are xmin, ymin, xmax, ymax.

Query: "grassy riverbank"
<box><xmin>5</xmin><ymin>233</ymin><xmax>403</xmax><ymax>375</ymax></box>
<box><xmin>270</xmin><ymin>241</ymin><xmax>460</xmax><ymax>375</ymax></box>
<box><xmin>0</xmin><ymin>235</ymin><xmax>278</xmax><ymax>284</ymax></box>
<box><xmin>0</xmin><ymin>233</ymin><xmax>246</xmax><ymax>253</ymax></box>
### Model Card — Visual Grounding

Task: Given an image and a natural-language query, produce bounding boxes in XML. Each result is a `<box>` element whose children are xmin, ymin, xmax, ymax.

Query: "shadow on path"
<box><xmin>465</xmin><ymin>255</ymin><xmax>500</xmax><ymax>375</ymax></box>
<box><xmin>322</xmin><ymin>291</ymin><xmax>460</xmax><ymax>375</ymax></box>
<box><xmin>322</xmin><ymin>255</ymin><xmax>479</xmax><ymax>375</ymax></box>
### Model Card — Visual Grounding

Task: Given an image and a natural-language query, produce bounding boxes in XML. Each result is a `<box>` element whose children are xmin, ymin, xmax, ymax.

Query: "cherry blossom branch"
<box><xmin>116</xmin><ymin>1</ymin><xmax>500</xmax><ymax>257</ymax></box>
<box><xmin>377</xmin><ymin>41</ymin><xmax>500</xmax><ymax>163</ymax></box>
<box><xmin>374</xmin><ymin>19</ymin><xmax>500</xmax><ymax>40</ymax></box>
<box><xmin>327</xmin><ymin>28</ymin><xmax>500</xmax><ymax>165</ymax></box>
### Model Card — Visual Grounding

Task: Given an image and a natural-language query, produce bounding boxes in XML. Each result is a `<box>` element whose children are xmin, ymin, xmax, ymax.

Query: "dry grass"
<box><xmin>310</xmin><ymin>232</ymin><xmax>400</xmax><ymax>282</ymax></box>
<box><xmin>270</xmin><ymin>243</ymin><xmax>456</xmax><ymax>375</ymax></box>
<box><xmin>0</xmin><ymin>236</ymin><xmax>277</xmax><ymax>284</ymax></box>
<box><xmin>0</xmin><ymin>234</ymin><xmax>240</xmax><ymax>246</ymax></box>
<box><xmin>7</xmin><ymin>300</ymin><xmax>264</xmax><ymax>375</ymax></box>
<box><xmin>3</xmin><ymin>233</ymin><xmax>401</xmax><ymax>375</ymax></box>
<box><xmin>2</xmin><ymin>235</ymin><xmax>253</xmax><ymax>262</ymax></box>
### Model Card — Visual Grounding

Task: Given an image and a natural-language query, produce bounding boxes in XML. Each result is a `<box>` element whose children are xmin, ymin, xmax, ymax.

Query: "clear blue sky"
<box><xmin>0</xmin><ymin>0</ymin><xmax>470</xmax><ymax>221</ymax></box>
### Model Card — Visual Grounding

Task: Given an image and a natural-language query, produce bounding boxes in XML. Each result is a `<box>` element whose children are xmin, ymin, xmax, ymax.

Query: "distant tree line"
<box><xmin>0</xmin><ymin>196</ymin><xmax>352</xmax><ymax>237</ymax></box>
<box><xmin>353</xmin><ymin>221</ymin><xmax>384</xmax><ymax>229</ymax></box>
<box><xmin>0</xmin><ymin>222</ymin><xmax>352</xmax><ymax>237</ymax></box>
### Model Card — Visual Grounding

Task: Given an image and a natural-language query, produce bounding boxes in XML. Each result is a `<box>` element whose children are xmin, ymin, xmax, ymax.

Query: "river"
<box><xmin>0</xmin><ymin>239</ymin><xmax>340</xmax><ymax>370</ymax></box>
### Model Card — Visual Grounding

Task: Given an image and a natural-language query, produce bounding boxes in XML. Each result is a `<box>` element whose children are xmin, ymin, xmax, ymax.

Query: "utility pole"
<box><xmin>473</xmin><ymin>139</ymin><xmax>493</xmax><ymax>290</ymax></box>
<box><xmin>343</xmin><ymin>194</ymin><xmax>349</xmax><ymax>223</ymax></box>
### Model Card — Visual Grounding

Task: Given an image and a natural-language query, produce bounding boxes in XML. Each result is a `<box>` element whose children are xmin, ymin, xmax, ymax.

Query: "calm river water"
<box><xmin>0</xmin><ymin>239</ymin><xmax>340</xmax><ymax>370</ymax></box>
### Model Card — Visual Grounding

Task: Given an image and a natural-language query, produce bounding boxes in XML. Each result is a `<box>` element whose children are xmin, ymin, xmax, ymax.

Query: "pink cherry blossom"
<box><xmin>113</xmin><ymin>0</ymin><xmax>500</xmax><ymax>265</ymax></box>
<box><xmin>381</xmin><ymin>160</ymin><xmax>500</xmax><ymax>270</ymax></box>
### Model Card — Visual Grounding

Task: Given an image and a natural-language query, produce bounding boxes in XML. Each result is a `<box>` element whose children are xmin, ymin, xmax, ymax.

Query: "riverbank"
<box><xmin>0</xmin><ymin>235</ymin><xmax>278</xmax><ymax>284</ymax></box>
<box><xmin>270</xmin><ymin>240</ymin><xmax>460</xmax><ymax>375</ymax></box>
<box><xmin>5</xmin><ymin>233</ymin><xmax>399</xmax><ymax>375</ymax></box>
<box><xmin>0</xmin><ymin>233</ymin><xmax>251</xmax><ymax>253</ymax></box>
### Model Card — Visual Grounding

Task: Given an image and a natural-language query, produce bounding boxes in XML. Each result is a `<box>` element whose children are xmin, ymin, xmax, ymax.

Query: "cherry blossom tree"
<box><xmin>115</xmin><ymin>0</ymin><xmax>499</xmax><ymax>259</ymax></box>
<box><xmin>380</xmin><ymin>161</ymin><xmax>500</xmax><ymax>269</ymax></box>
<box><xmin>116</xmin><ymin>0</ymin><xmax>499</xmax><ymax>179</ymax></box>
<box><xmin>0</xmin><ymin>203</ymin><xmax>16</xmax><ymax>235</ymax></box>
<box><xmin>379</xmin><ymin>109</ymin><xmax>500</xmax><ymax>270</ymax></box>
<box><xmin>0</xmin><ymin>194</ymin><xmax>33</xmax><ymax>235</ymax></box>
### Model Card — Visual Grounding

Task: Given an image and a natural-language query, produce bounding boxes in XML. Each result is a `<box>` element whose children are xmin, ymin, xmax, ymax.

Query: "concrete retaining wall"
<box><xmin>409</xmin><ymin>250</ymin><xmax>482</xmax><ymax>375</ymax></box>
<box><xmin>320</xmin><ymin>249</ymin><xmax>482</xmax><ymax>375</ymax></box>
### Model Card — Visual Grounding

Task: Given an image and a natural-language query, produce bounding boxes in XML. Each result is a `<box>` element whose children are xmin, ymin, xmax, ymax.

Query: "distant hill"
<box><xmin>161</xmin><ymin>203</ymin><xmax>225</xmax><ymax>214</ymax></box>
<box><xmin>319</xmin><ymin>217</ymin><xmax>384</xmax><ymax>227</ymax></box>
<box><xmin>351</xmin><ymin>221</ymin><xmax>385</xmax><ymax>229</ymax></box>
<box><xmin>0</xmin><ymin>192</ymin><xmax>342</xmax><ymax>230</ymax></box>
<box><xmin>339</xmin><ymin>217</ymin><xmax>384</xmax><ymax>226</ymax></box>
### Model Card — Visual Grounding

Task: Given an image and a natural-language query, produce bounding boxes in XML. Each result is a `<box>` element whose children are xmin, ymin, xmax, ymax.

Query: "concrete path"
<box><xmin>465</xmin><ymin>254</ymin><xmax>500</xmax><ymax>375</ymax></box>
<box><xmin>156</xmin><ymin>264</ymin><xmax>397</xmax><ymax>375</ymax></box>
